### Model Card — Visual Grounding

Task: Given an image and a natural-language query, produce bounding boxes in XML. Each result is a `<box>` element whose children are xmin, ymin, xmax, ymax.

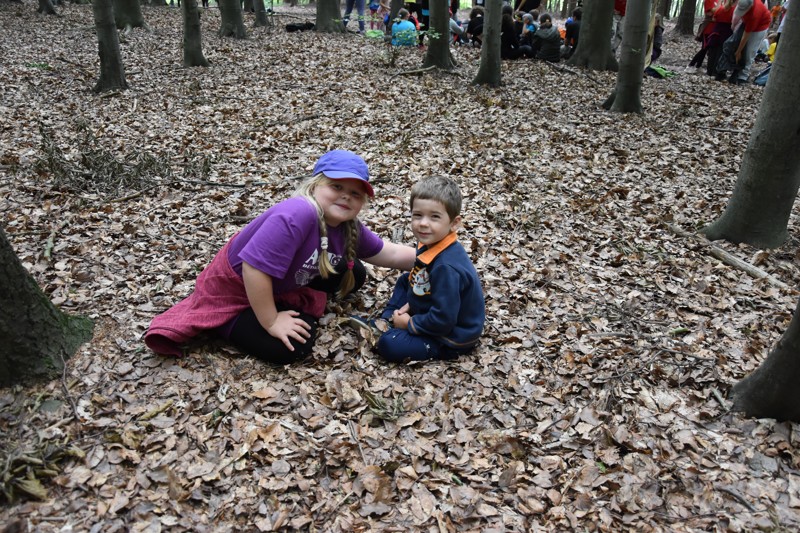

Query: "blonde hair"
<box><xmin>295</xmin><ymin>175</ymin><xmax>363</xmax><ymax>298</ymax></box>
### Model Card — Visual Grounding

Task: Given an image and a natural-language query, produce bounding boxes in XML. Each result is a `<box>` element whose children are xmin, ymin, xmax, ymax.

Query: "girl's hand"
<box><xmin>267</xmin><ymin>310</ymin><xmax>311</xmax><ymax>351</ymax></box>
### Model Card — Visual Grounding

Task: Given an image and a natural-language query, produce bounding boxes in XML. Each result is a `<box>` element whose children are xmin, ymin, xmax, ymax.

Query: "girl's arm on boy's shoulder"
<box><xmin>242</xmin><ymin>262</ymin><xmax>311</xmax><ymax>350</ymax></box>
<box><xmin>364</xmin><ymin>241</ymin><xmax>416</xmax><ymax>270</ymax></box>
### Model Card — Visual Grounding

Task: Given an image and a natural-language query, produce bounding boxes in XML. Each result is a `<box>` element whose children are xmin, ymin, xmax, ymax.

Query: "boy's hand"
<box><xmin>392</xmin><ymin>309</ymin><xmax>411</xmax><ymax>330</ymax></box>
<box><xmin>267</xmin><ymin>310</ymin><xmax>311</xmax><ymax>351</ymax></box>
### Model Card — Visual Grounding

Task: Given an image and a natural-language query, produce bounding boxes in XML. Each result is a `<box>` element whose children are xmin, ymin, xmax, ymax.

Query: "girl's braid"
<box><xmin>336</xmin><ymin>220</ymin><xmax>360</xmax><ymax>298</ymax></box>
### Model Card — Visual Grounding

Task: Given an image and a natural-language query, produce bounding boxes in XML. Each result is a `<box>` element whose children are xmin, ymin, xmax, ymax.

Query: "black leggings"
<box><xmin>227</xmin><ymin>260</ymin><xmax>367</xmax><ymax>365</ymax></box>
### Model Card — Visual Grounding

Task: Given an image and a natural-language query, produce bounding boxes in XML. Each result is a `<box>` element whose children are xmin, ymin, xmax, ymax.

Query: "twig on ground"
<box><xmin>263</xmin><ymin>113</ymin><xmax>321</xmax><ymax>129</ymax></box>
<box><xmin>717</xmin><ymin>486</ymin><xmax>759</xmax><ymax>513</ymax></box>
<box><xmin>664</xmin><ymin>222</ymin><xmax>791</xmax><ymax>290</ymax></box>
<box><xmin>391</xmin><ymin>64</ymin><xmax>436</xmax><ymax>79</ymax></box>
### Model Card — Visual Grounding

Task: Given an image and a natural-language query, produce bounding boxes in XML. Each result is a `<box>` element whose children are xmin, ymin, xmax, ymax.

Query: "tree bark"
<box><xmin>702</xmin><ymin>3</ymin><xmax>800</xmax><ymax>248</ymax></box>
<box><xmin>182</xmin><ymin>0</ymin><xmax>210</xmax><ymax>66</ymax></box>
<box><xmin>0</xmin><ymin>227</ymin><xmax>93</xmax><ymax>388</ymax></box>
<box><xmin>254</xmin><ymin>0</ymin><xmax>269</xmax><ymax>27</ymax></box>
<box><xmin>111</xmin><ymin>0</ymin><xmax>146</xmax><ymax>30</ymax></box>
<box><xmin>423</xmin><ymin>0</ymin><xmax>456</xmax><ymax>69</ymax></box>
<box><xmin>92</xmin><ymin>0</ymin><xmax>128</xmax><ymax>93</ymax></box>
<box><xmin>674</xmin><ymin>0</ymin><xmax>697</xmax><ymax>34</ymax></box>
<box><xmin>219</xmin><ymin>0</ymin><xmax>247</xmax><ymax>37</ymax></box>
<box><xmin>316</xmin><ymin>0</ymin><xmax>345</xmax><ymax>32</ymax></box>
<box><xmin>731</xmin><ymin>297</ymin><xmax>800</xmax><ymax>422</ymax></box>
<box><xmin>658</xmin><ymin>0</ymin><xmax>671</xmax><ymax>18</ymax></box>
<box><xmin>37</xmin><ymin>0</ymin><xmax>58</xmax><ymax>15</ymax></box>
<box><xmin>472</xmin><ymin>0</ymin><xmax>502</xmax><ymax>86</ymax></box>
<box><xmin>603</xmin><ymin>0</ymin><xmax>650</xmax><ymax>113</ymax></box>
<box><xmin>567</xmin><ymin>0</ymin><xmax>618</xmax><ymax>72</ymax></box>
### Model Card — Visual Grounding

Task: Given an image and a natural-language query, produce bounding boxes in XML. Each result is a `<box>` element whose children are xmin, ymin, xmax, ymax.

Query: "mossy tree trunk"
<box><xmin>316</xmin><ymin>0</ymin><xmax>345</xmax><ymax>32</ymax></box>
<box><xmin>92</xmin><ymin>0</ymin><xmax>128</xmax><ymax>93</ymax></box>
<box><xmin>182</xmin><ymin>0</ymin><xmax>210</xmax><ymax>66</ymax></box>
<box><xmin>567</xmin><ymin>0</ymin><xmax>618</xmax><ymax>72</ymax></box>
<box><xmin>423</xmin><ymin>0</ymin><xmax>456</xmax><ymax>69</ymax></box>
<box><xmin>111</xmin><ymin>0</ymin><xmax>147</xmax><ymax>30</ymax></box>
<box><xmin>472</xmin><ymin>0</ymin><xmax>502</xmax><ymax>86</ymax></box>
<box><xmin>219</xmin><ymin>0</ymin><xmax>247</xmax><ymax>37</ymax></box>
<box><xmin>603</xmin><ymin>0</ymin><xmax>651</xmax><ymax>113</ymax></box>
<box><xmin>731</xmin><ymin>297</ymin><xmax>800</xmax><ymax>422</ymax></box>
<box><xmin>703</xmin><ymin>4</ymin><xmax>800</xmax><ymax>248</ymax></box>
<box><xmin>0</xmin><ymin>227</ymin><xmax>93</xmax><ymax>388</ymax></box>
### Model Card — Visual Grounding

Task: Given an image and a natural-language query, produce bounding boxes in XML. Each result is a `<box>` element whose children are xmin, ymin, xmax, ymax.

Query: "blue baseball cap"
<box><xmin>312</xmin><ymin>150</ymin><xmax>374</xmax><ymax>197</ymax></box>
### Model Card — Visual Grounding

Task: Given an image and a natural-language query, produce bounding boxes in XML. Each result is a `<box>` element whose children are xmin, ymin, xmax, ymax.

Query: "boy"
<box><xmin>352</xmin><ymin>176</ymin><xmax>485</xmax><ymax>362</ymax></box>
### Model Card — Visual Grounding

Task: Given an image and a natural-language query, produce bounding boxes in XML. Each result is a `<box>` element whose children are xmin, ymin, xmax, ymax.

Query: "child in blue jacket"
<box><xmin>354</xmin><ymin>176</ymin><xmax>485</xmax><ymax>362</ymax></box>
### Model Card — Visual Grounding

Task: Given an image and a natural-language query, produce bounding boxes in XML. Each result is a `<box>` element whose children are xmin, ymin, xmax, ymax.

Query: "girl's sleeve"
<box><xmin>357</xmin><ymin>224</ymin><xmax>386</xmax><ymax>258</ymax></box>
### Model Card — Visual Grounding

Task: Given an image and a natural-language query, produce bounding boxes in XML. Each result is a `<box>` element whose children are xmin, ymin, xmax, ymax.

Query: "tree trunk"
<box><xmin>243</xmin><ymin>0</ymin><xmax>254</xmax><ymax>12</ymax></box>
<box><xmin>92</xmin><ymin>0</ymin><xmax>128</xmax><ymax>93</ymax></box>
<box><xmin>731</xmin><ymin>297</ymin><xmax>800</xmax><ymax>422</ymax></box>
<box><xmin>567</xmin><ymin>0</ymin><xmax>618</xmax><ymax>72</ymax></box>
<box><xmin>316</xmin><ymin>0</ymin><xmax>345</xmax><ymax>32</ymax></box>
<box><xmin>37</xmin><ymin>0</ymin><xmax>58</xmax><ymax>15</ymax></box>
<box><xmin>423</xmin><ymin>0</ymin><xmax>456</xmax><ymax>69</ymax></box>
<box><xmin>0</xmin><ymin>227</ymin><xmax>93</xmax><ymax>388</ymax></box>
<box><xmin>254</xmin><ymin>0</ymin><xmax>269</xmax><ymax>27</ymax></box>
<box><xmin>472</xmin><ymin>0</ymin><xmax>502</xmax><ymax>85</ymax></box>
<box><xmin>658</xmin><ymin>0</ymin><xmax>671</xmax><ymax>18</ymax></box>
<box><xmin>603</xmin><ymin>0</ymin><xmax>650</xmax><ymax>113</ymax></box>
<box><xmin>183</xmin><ymin>0</ymin><xmax>210</xmax><ymax>66</ymax></box>
<box><xmin>219</xmin><ymin>0</ymin><xmax>247</xmax><ymax>37</ymax></box>
<box><xmin>674</xmin><ymin>0</ymin><xmax>697</xmax><ymax>34</ymax></box>
<box><xmin>111</xmin><ymin>0</ymin><xmax>146</xmax><ymax>30</ymax></box>
<box><xmin>703</xmin><ymin>5</ymin><xmax>800</xmax><ymax>248</ymax></box>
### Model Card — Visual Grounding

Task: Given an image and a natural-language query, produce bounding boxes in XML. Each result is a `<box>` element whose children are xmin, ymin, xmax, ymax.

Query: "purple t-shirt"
<box><xmin>227</xmin><ymin>197</ymin><xmax>384</xmax><ymax>294</ymax></box>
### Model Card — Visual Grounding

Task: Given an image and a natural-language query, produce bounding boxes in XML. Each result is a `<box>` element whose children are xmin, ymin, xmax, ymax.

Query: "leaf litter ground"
<box><xmin>1</xmin><ymin>3</ymin><xmax>799</xmax><ymax>532</ymax></box>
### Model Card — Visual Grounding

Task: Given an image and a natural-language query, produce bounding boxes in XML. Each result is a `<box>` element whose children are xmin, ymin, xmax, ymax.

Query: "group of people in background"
<box><xmin>689</xmin><ymin>0</ymin><xmax>789</xmax><ymax>85</ymax></box>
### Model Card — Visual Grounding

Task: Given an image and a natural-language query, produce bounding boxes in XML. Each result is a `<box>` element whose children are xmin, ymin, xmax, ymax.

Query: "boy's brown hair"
<box><xmin>410</xmin><ymin>176</ymin><xmax>462</xmax><ymax>221</ymax></box>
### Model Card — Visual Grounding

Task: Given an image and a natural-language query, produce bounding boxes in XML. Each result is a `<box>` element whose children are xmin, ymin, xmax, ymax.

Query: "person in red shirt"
<box><xmin>731</xmin><ymin>0</ymin><xmax>772</xmax><ymax>84</ymax></box>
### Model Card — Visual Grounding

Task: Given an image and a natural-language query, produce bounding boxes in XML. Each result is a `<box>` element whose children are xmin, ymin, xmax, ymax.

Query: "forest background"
<box><xmin>1</xmin><ymin>0</ymin><xmax>799</xmax><ymax>531</ymax></box>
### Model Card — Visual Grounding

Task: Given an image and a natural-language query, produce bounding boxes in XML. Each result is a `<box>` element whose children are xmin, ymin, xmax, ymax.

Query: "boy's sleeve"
<box><xmin>407</xmin><ymin>265</ymin><xmax>461</xmax><ymax>338</ymax></box>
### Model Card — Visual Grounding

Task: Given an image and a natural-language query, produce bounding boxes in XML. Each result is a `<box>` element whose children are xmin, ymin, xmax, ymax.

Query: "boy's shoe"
<box><xmin>348</xmin><ymin>316</ymin><xmax>386</xmax><ymax>337</ymax></box>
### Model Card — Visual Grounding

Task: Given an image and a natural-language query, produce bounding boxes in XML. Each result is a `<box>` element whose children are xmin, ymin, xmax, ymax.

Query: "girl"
<box><xmin>145</xmin><ymin>150</ymin><xmax>416</xmax><ymax>365</ymax></box>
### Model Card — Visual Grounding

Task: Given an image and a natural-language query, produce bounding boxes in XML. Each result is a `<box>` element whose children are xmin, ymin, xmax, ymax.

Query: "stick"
<box><xmin>717</xmin><ymin>486</ymin><xmax>758</xmax><ymax>512</ymax></box>
<box><xmin>391</xmin><ymin>64</ymin><xmax>436</xmax><ymax>79</ymax></box>
<box><xmin>664</xmin><ymin>222</ymin><xmax>790</xmax><ymax>290</ymax></box>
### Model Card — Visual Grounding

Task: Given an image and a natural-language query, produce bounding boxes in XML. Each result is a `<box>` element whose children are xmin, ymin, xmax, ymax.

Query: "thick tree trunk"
<box><xmin>243</xmin><ymin>0</ymin><xmax>254</xmax><ymax>12</ymax></box>
<box><xmin>316</xmin><ymin>0</ymin><xmax>345</xmax><ymax>32</ymax></box>
<box><xmin>92</xmin><ymin>0</ymin><xmax>128</xmax><ymax>93</ymax></box>
<box><xmin>423</xmin><ymin>0</ymin><xmax>456</xmax><ymax>69</ymax></box>
<box><xmin>219</xmin><ymin>0</ymin><xmax>247</xmax><ymax>37</ymax></box>
<box><xmin>0</xmin><ymin>227</ymin><xmax>93</xmax><ymax>388</ymax></box>
<box><xmin>658</xmin><ymin>0</ymin><xmax>671</xmax><ymax>18</ymax></box>
<box><xmin>603</xmin><ymin>0</ymin><xmax>650</xmax><ymax>113</ymax></box>
<box><xmin>567</xmin><ymin>0</ymin><xmax>618</xmax><ymax>72</ymax></box>
<box><xmin>472</xmin><ymin>0</ymin><xmax>502</xmax><ymax>85</ymax></box>
<box><xmin>731</xmin><ymin>297</ymin><xmax>800</xmax><ymax>422</ymax></box>
<box><xmin>111</xmin><ymin>0</ymin><xmax>146</xmax><ymax>30</ymax></box>
<box><xmin>37</xmin><ymin>0</ymin><xmax>58</xmax><ymax>15</ymax></box>
<box><xmin>674</xmin><ymin>0</ymin><xmax>697</xmax><ymax>34</ymax></box>
<box><xmin>702</xmin><ymin>4</ymin><xmax>800</xmax><ymax>248</ymax></box>
<box><xmin>182</xmin><ymin>0</ymin><xmax>210</xmax><ymax>66</ymax></box>
<box><xmin>253</xmin><ymin>0</ymin><xmax>269</xmax><ymax>27</ymax></box>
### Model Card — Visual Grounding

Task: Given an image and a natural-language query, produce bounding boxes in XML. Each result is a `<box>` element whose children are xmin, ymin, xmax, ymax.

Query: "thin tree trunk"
<box><xmin>472</xmin><ymin>0</ymin><xmax>502</xmax><ymax>85</ymax></box>
<box><xmin>423</xmin><ymin>0</ymin><xmax>456</xmax><ymax>69</ymax></box>
<box><xmin>37</xmin><ymin>0</ymin><xmax>58</xmax><ymax>15</ymax></box>
<box><xmin>254</xmin><ymin>0</ymin><xmax>269</xmax><ymax>27</ymax></box>
<box><xmin>567</xmin><ymin>0</ymin><xmax>618</xmax><ymax>72</ymax></box>
<box><xmin>0</xmin><ymin>227</ymin><xmax>94</xmax><ymax>387</ymax></box>
<box><xmin>219</xmin><ymin>0</ymin><xmax>247</xmax><ymax>37</ymax></box>
<box><xmin>731</xmin><ymin>297</ymin><xmax>800</xmax><ymax>422</ymax></box>
<box><xmin>183</xmin><ymin>0</ymin><xmax>210</xmax><ymax>66</ymax></box>
<box><xmin>92</xmin><ymin>0</ymin><xmax>128</xmax><ymax>92</ymax></box>
<box><xmin>111</xmin><ymin>0</ymin><xmax>147</xmax><ymax>30</ymax></box>
<box><xmin>658</xmin><ymin>0</ymin><xmax>671</xmax><ymax>18</ymax></box>
<box><xmin>703</xmin><ymin>4</ymin><xmax>800</xmax><ymax>248</ymax></box>
<box><xmin>604</xmin><ymin>0</ymin><xmax>650</xmax><ymax>113</ymax></box>
<box><xmin>674</xmin><ymin>0</ymin><xmax>697</xmax><ymax>34</ymax></box>
<box><xmin>316</xmin><ymin>0</ymin><xmax>345</xmax><ymax>32</ymax></box>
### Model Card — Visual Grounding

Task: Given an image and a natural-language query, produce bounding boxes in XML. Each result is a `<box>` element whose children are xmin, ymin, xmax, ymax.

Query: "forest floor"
<box><xmin>1</xmin><ymin>2</ymin><xmax>799</xmax><ymax>532</ymax></box>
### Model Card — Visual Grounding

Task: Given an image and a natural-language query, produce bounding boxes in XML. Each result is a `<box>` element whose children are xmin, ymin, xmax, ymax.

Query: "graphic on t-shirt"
<box><xmin>296</xmin><ymin>249</ymin><xmax>343</xmax><ymax>286</ymax></box>
<box><xmin>411</xmin><ymin>268</ymin><xmax>430</xmax><ymax>296</ymax></box>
